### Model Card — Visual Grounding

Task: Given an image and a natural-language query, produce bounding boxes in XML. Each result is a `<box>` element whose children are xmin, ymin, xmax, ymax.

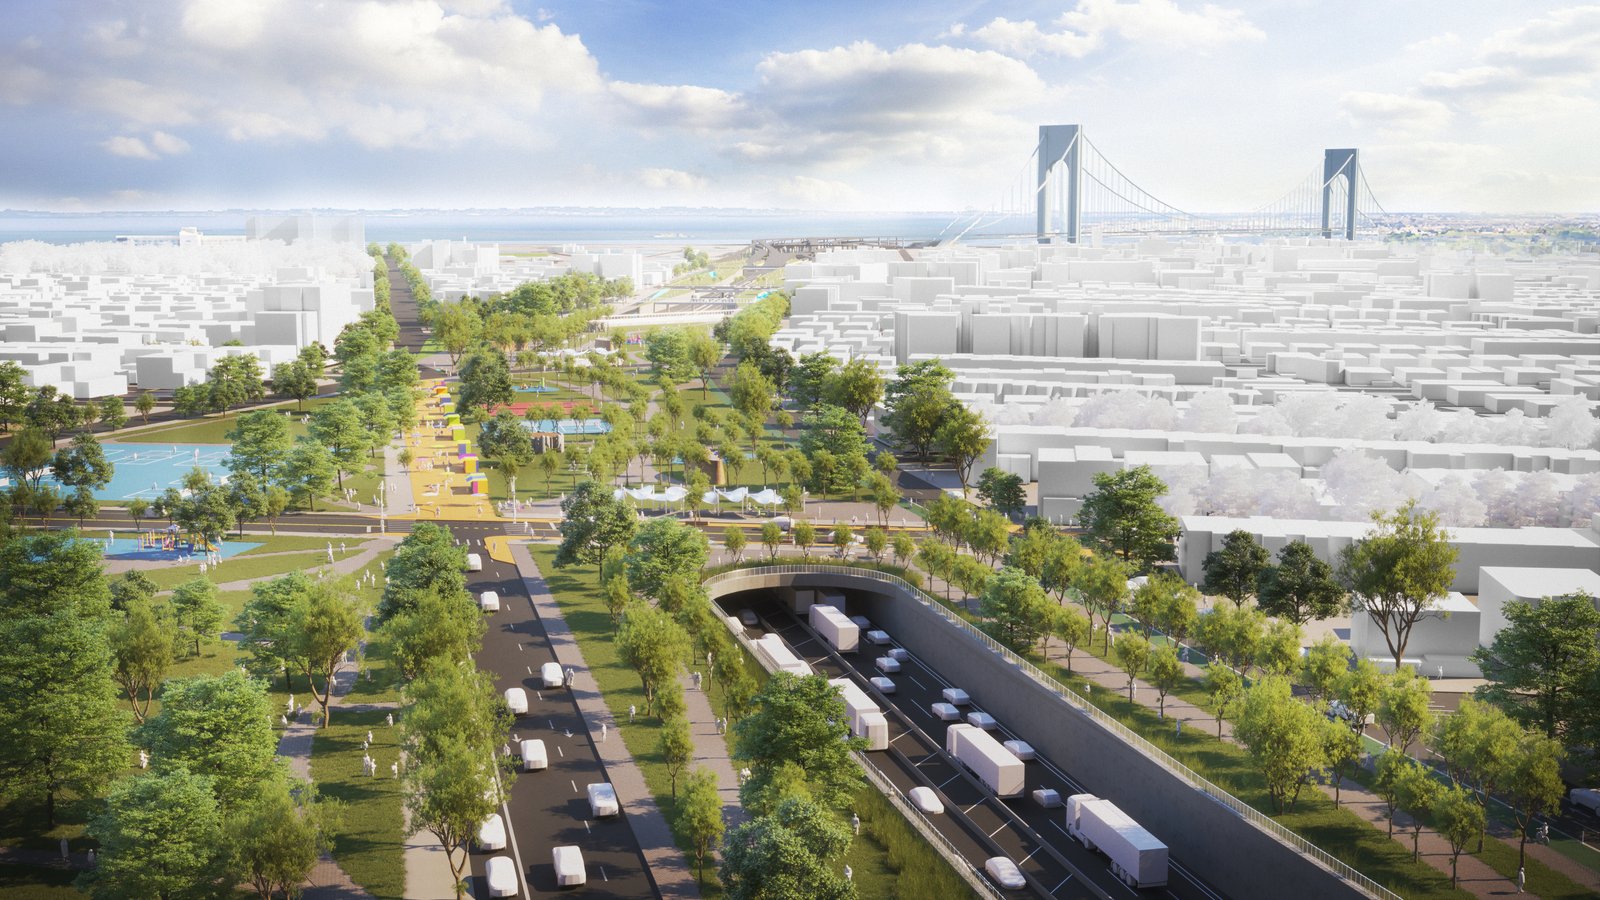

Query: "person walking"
<box><xmin>1517</xmin><ymin>866</ymin><xmax>1526</xmax><ymax>893</ymax></box>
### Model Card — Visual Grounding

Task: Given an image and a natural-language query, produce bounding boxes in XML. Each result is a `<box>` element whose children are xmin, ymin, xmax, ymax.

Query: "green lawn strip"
<box><xmin>309</xmin><ymin>706</ymin><xmax>407</xmax><ymax>900</ymax></box>
<box><xmin>850</xmin><ymin>783</ymin><xmax>979</xmax><ymax>900</ymax></box>
<box><xmin>0</xmin><ymin>864</ymin><xmax>82</xmax><ymax>899</ymax></box>
<box><xmin>113</xmin><ymin>397</ymin><xmax>337</xmax><ymax>444</ymax></box>
<box><xmin>139</xmin><ymin>549</ymin><xmax>362</xmax><ymax>591</ymax></box>
<box><xmin>234</xmin><ymin>535</ymin><xmax>369</xmax><ymax>556</ymax></box>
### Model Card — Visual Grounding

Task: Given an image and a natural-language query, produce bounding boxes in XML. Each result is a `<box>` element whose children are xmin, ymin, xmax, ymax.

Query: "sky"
<box><xmin>2</xmin><ymin>0</ymin><xmax>1598</xmax><ymax>213</ymax></box>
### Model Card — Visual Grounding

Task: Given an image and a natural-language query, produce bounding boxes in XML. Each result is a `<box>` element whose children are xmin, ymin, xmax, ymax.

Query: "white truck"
<box><xmin>1065</xmin><ymin>794</ymin><xmax>1169</xmax><ymax>889</ymax></box>
<box><xmin>828</xmin><ymin>677</ymin><xmax>887</xmax><ymax>750</ymax></box>
<box><xmin>810</xmin><ymin>603</ymin><xmax>860</xmax><ymax>653</ymax></box>
<box><xmin>945</xmin><ymin>723</ymin><xmax>1024</xmax><ymax>798</ymax></box>
<box><xmin>754</xmin><ymin>634</ymin><xmax>811</xmax><ymax>676</ymax></box>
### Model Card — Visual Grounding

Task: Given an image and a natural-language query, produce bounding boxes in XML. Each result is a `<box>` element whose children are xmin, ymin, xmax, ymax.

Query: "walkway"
<box><xmin>678</xmin><ymin>669</ymin><xmax>746</xmax><ymax>828</ymax></box>
<box><xmin>506</xmin><ymin>540</ymin><xmax>701</xmax><ymax>899</ymax></box>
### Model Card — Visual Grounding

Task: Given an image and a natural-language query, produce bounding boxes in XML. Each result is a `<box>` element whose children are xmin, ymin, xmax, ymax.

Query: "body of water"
<box><xmin>0</xmin><ymin>210</ymin><xmax>964</xmax><ymax>246</ymax></box>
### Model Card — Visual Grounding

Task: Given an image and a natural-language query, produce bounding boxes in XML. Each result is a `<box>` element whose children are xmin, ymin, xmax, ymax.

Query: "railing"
<box><xmin>704</xmin><ymin>564</ymin><xmax>1404</xmax><ymax>900</ymax></box>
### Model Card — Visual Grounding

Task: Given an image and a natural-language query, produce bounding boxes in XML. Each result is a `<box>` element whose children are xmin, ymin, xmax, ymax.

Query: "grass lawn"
<box><xmin>0</xmin><ymin>865</ymin><xmax>81</xmax><ymax>899</ymax></box>
<box><xmin>114</xmin><ymin>396</ymin><xmax>339</xmax><ymax>444</ymax></box>
<box><xmin>137</xmin><ymin>548</ymin><xmax>363</xmax><ymax>591</ymax></box>
<box><xmin>850</xmin><ymin>783</ymin><xmax>978</xmax><ymax>900</ymax></box>
<box><xmin>309</xmin><ymin>706</ymin><xmax>407</xmax><ymax>900</ymax></box>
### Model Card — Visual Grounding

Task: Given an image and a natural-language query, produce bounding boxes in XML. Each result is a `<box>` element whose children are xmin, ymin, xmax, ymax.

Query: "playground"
<box><xmin>78</xmin><ymin>528</ymin><xmax>260</xmax><ymax>562</ymax></box>
<box><xmin>43</xmin><ymin>443</ymin><xmax>233</xmax><ymax>501</ymax></box>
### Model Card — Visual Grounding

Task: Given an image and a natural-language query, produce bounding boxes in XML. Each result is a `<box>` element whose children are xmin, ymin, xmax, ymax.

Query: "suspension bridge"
<box><xmin>945</xmin><ymin>123</ymin><xmax>1394</xmax><ymax>244</ymax></box>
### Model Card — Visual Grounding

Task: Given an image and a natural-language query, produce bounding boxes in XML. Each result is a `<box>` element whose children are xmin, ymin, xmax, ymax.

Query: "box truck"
<box><xmin>945</xmin><ymin>723</ymin><xmax>1024</xmax><ymax>798</ymax></box>
<box><xmin>828</xmin><ymin>677</ymin><xmax>887</xmax><ymax>750</ymax></box>
<box><xmin>1065</xmin><ymin>794</ymin><xmax>1169</xmax><ymax>889</ymax></box>
<box><xmin>754</xmin><ymin>634</ymin><xmax>811</xmax><ymax>676</ymax></box>
<box><xmin>810</xmin><ymin>603</ymin><xmax>860</xmax><ymax>653</ymax></box>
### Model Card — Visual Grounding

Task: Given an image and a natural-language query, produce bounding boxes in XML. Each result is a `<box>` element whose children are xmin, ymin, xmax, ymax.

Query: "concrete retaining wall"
<box><xmin>706</xmin><ymin>569</ymin><xmax>1371</xmax><ymax>900</ymax></box>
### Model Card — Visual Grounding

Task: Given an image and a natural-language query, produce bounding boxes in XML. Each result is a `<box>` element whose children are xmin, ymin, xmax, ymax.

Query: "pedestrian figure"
<box><xmin>629</xmin><ymin>705</ymin><xmax>636</xmax><ymax>723</ymax></box>
<box><xmin>851</xmin><ymin>813</ymin><xmax>860</xmax><ymax>835</ymax></box>
<box><xmin>601</xmin><ymin>723</ymin><xmax>607</xmax><ymax>743</ymax></box>
<box><xmin>1176</xmin><ymin>718</ymin><xmax>1183</xmax><ymax>737</ymax></box>
<box><xmin>502</xmin><ymin>742</ymin><xmax>511</xmax><ymax>758</ymax></box>
<box><xmin>60</xmin><ymin>838</ymin><xmax>69</xmax><ymax>861</ymax></box>
<box><xmin>692</xmin><ymin>671</ymin><xmax>702</xmax><ymax>691</ymax></box>
<box><xmin>564</xmin><ymin>667</ymin><xmax>575</xmax><ymax>687</ymax></box>
<box><xmin>387</xmin><ymin>712</ymin><xmax>394</xmax><ymax>728</ymax></box>
<box><xmin>844</xmin><ymin>865</ymin><xmax>852</xmax><ymax>883</ymax></box>
<box><xmin>139</xmin><ymin>749</ymin><xmax>149</xmax><ymax>769</ymax></box>
<box><xmin>367</xmin><ymin>730</ymin><xmax>374</xmax><ymax>745</ymax></box>
<box><xmin>86</xmin><ymin>849</ymin><xmax>95</xmax><ymax>868</ymax></box>
<box><xmin>391</xmin><ymin>761</ymin><xmax>399</xmax><ymax>778</ymax></box>
<box><xmin>361</xmin><ymin>739</ymin><xmax>369</xmax><ymax>751</ymax></box>
<box><xmin>281</xmin><ymin>715</ymin><xmax>289</xmax><ymax>727</ymax></box>
<box><xmin>1517</xmin><ymin>866</ymin><xmax>1526</xmax><ymax>893</ymax></box>
<box><xmin>287</xmin><ymin>694</ymin><xmax>295</xmax><ymax>714</ymax></box>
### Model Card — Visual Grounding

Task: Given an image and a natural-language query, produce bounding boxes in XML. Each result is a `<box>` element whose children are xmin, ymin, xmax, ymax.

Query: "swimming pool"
<box><xmin>40</xmin><ymin>443</ymin><xmax>234</xmax><ymax>501</ymax></box>
<box><xmin>518</xmin><ymin>418</ymin><xmax>612</xmax><ymax>435</ymax></box>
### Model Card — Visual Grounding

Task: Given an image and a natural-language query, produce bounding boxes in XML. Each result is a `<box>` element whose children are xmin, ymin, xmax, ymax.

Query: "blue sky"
<box><xmin>2</xmin><ymin>1</ymin><xmax>1597</xmax><ymax>212</ymax></box>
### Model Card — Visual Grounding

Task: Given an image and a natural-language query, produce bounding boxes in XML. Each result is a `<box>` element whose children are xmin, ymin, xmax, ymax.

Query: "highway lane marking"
<box><xmin>556</xmin><ymin>745</ymin><xmax>564</xmax><ymax>758</ymax></box>
<box><xmin>906</xmin><ymin>675</ymin><xmax>928</xmax><ymax>690</ymax></box>
<box><xmin>916</xmin><ymin>752</ymin><xmax>940</xmax><ymax>766</ymax></box>
<box><xmin>1019</xmin><ymin>845</ymin><xmax>1042</xmax><ymax>864</ymax></box>
<box><xmin>962</xmin><ymin>800</ymin><xmax>983</xmax><ymax>814</ymax></box>
<box><xmin>937</xmin><ymin>774</ymin><xmax>962</xmax><ymax>789</ymax></box>
<box><xmin>600</xmin><ymin>865</ymin><xmax>608</xmax><ymax>882</ymax></box>
<box><xmin>1051</xmin><ymin>876</ymin><xmax>1075</xmax><ymax>894</ymax></box>
<box><xmin>548</xmin><ymin>720</ymin><xmax>556</xmax><ymax>731</ymax></box>
<box><xmin>527</xmin><ymin>666</ymin><xmax>533</xmax><ymax>675</ymax></box>
<box><xmin>989</xmin><ymin>822</ymin><xmax>1010</xmax><ymax>838</ymax></box>
<box><xmin>571</xmin><ymin>779</ymin><xmax>578</xmax><ymax>793</ymax></box>
<box><xmin>584</xmin><ymin>820</ymin><xmax>590</xmax><ymax>834</ymax></box>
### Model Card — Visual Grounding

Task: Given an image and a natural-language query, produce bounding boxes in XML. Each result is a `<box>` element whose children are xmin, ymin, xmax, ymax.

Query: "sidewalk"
<box><xmin>507</xmin><ymin>540</ymin><xmax>701</xmax><ymax>899</ymax></box>
<box><xmin>678</xmin><ymin>669</ymin><xmax>746</xmax><ymax>829</ymax></box>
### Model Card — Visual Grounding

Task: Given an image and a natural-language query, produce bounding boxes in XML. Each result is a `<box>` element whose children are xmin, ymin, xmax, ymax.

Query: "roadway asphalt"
<box><xmin>459</xmin><ymin>523</ymin><xmax>654</xmax><ymax>899</ymax></box>
<box><xmin>716</xmin><ymin>589</ymin><xmax>1231</xmax><ymax>900</ymax></box>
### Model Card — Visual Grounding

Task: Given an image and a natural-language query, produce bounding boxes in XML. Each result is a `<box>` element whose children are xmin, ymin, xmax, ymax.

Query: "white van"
<box><xmin>476</xmin><ymin>813</ymin><xmax>507</xmax><ymax>851</ymax></box>
<box><xmin>504</xmin><ymin>687</ymin><xmax>528</xmax><ymax>716</ymax></box>
<box><xmin>520</xmin><ymin>739</ymin><xmax>548</xmax><ymax>771</ymax></box>
<box><xmin>479</xmin><ymin>590</ymin><xmax>500</xmax><ymax>612</ymax></box>
<box><xmin>466</xmin><ymin>553</ymin><xmax>483</xmax><ymax>572</ymax></box>
<box><xmin>552</xmin><ymin>845</ymin><xmax>586</xmax><ymax>887</ymax></box>
<box><xmin>586</xmin><ymin>782</ymin><xmax>619</xmax><ymax>817</ymax></box>
<box><xmin>541</xmin><ymin>662</ymin><xmax>564</xmax><ymax>689</ymax></box>
<box><xmin>485</xmin><ymin>856</ymin><xmax>518</xmax><ymax>897</ymax></box>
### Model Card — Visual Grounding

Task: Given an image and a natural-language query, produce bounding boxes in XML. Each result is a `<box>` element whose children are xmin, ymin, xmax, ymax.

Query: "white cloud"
<box><xmin>970</xmin><ymin>0</ymin><xmax>1264</xmax><ymax>58</ymax></box>
<box><xmin>149</xmin><ymin>131</ymin><xmax>190</xmax><ymax>155</ymax></box>
<box><xmin>1339</xmin><ymin>91</ymin><xmax>1451</xmax><ymax>133</ymax></box>
<box><xmin>610</xmin><ymin>82</ymin><xmax>743</xmax><ymax>130</ymax></box>
<box><xmin>638</xmin><ymin>168</ymin><xmax>707</xmax><ymax>191</ymax></box>
<box><xmin>772</xmin><ymin>175</ymin><xmax>865</xmax><ymax>208</ymax></box>
<box><xmin>102</xmin><ymin>136</ymin><xmax>158</xmax><ymax>160</ymax></box>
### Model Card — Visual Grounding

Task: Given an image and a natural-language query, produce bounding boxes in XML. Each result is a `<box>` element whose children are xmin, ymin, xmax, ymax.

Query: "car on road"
<box><xmin>466</xmin><ymin>553</ymin><xmax>483</xmax><ymax>572</ymax></box>
<box><xmin>485</xmin><ymin>856</ymin><xmax>518</xmax><ymax>897</ymax></box>
<box><xmin>521</xmin><ymin>739</ymin><xmax>548</xmax><ymax>771</ymax></box>
<box><xmin>479</xmin><ymin>590</ymin><xmax>500</xmax><ymax>612</ymax></box>
<box><xmin>542</xmin><ymin>662</ymin><xmax>564</xmax><ymax>689</ymax></box>
<box><xmin>504</xmin><ymin>687</ymin><xmax>528</xmax><ymax>716</ymax></box>
<box><xmin>865</xmin><ymin>629</ymin><xmax>891</xmax><ymax>645</ymax></box>
<box><xmin>477</xmin><ymin>813</ymin><xmax>506</xmax><ymax>851</ymax></box>
<box><xmin>875</xmin><ymin>656</ymin><xmax>901</xmax><ymax>673</ymax></box>
<box><xmin>587</xmin><ymin>782</ymin><xmax>619</xmax><ymax>817</ymax></box>
<box><xmin>553</xmin><ymin>845</ymin><xmax>586</xmax><ymax>887</ymax></box>
<box><xmin>932</xmin><ymin>702</ymin><xmax>961</xmax><ymax>721</ymax></box>
<box><xmin>1004</xmin><ymin>739</ymin><xmax>1036</xmax><ymax>761</ymax></box>
<box><xmin>1572</xmin><ymin>788</ymin><xmax>1600</xmax><ymax>816</ymax></box>
<box><xmin>738</xmin><ymin>609</ymin><xmax>759</xmax><ymax>627</ymax></box>
<box><xmin>870</xmin><ymin>676</ymin><xmax>896</xmax><ymax>694</ymax></box>
<box><xmin>985</xmin><ymin>856</ymin><xmax>1027</xmax><ymax>890</ymax></box>
<box><xmin>968</xmin><ymin>711</ymin><xmax>997</xmax><ymax>730</ymax></box>
<box><xmin>907</xmin><ymin>786</ymin><xmax>945</xmax><ymax>815</ymax></box>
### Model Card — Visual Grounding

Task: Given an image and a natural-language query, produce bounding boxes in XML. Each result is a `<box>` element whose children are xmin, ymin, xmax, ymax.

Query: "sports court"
<box><xmin>43</xmin><ymin>443</ymin><xmax>233</xmax><ymax>501</ymax></box>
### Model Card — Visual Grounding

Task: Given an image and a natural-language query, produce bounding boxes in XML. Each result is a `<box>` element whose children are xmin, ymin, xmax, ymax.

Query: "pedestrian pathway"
<box><xmin>678</xmin><ymin>668</ymin><xmax>746</xmax><ymax>828</ymax></box>
<box><xmin>507</xmin><ymin>540</ymin><xmax>701</xmax><ymax>899</ymax></box>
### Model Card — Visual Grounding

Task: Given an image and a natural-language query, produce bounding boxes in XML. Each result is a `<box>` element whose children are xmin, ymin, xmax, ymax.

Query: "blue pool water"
<box><xmin>519</xmin><ymin>418</ymin><xmax>612</xmax><ymax>435</ymax></box>
<box><xmin>75</xmin><ymin>535</ymin><xmax>262</xmax><ymax>561</ymax></box>
<box><xmin>513</xmin><ymin>385</ymin><xmax>559</xmax><ymax>394</ymax></box>
<box><xmin>41</xmin><ymin>443</ymin><xmax>233</xmax><ymax>501</ymax></box>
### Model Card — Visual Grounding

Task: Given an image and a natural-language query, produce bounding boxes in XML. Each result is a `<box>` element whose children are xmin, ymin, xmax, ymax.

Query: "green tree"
<box><xmin>864</xmin><ymin>526</ymin><xmax>887</xmax><ymax>562</ymax></box>
<box><xmin>109</xmin><ymin>596</ymin><xmax>172</xmax><ymax>724</ymax></box>
<box><xmin>687</xmin><ymin>330</ymin><xmax>724</xmax><ymax>398</ymax></box>
<box><xmin>1253</xmin><ymin>619</ymin><xmax>1303</xmax><ymax>676</ymax></box>
<box><xmin>1373</xmin><ymin>751</ymin><xmax>1415</xmax><ymax>836</ymax></box>
<box><xmin>478</xmin><ymin>409</ymin><xmax>536</xmax><ymax>495</ymax></box>
<box><xmin>288</xmin><ymin>577</ymin><xmax>366</xmax><ymax>728</ymax></box>
<box><xmin>1077</xmin><ymin>552</ymin><xmax>1131</xmax><ymax>651</ymax></box>
<box><xmin>457</xmin><ymin>349</ymin><xmax>514</xmax><ymax>422</ymax></box>
<box><xmin>1434</xmin><ymin>783</ymin><xmax>1485</xmax><ymax>887</ymax></box>
<box><xmin>680</xmin><ymin>767</ymin><xmax>725</xmax><ymax>883</ymax></box>
<box><xmin>64</xmin><ymin>486</ymin><xmax>98</xmax><ymax>526</ymax></box>
<box><xmin>1053</xmin><ymin>605</ymin><xmax>1092</xmax><ymax>672</ymax></box>
<box><xmin>964</xmin><ymin>507</ymin><xmax>1011</xmax><ymax>565</ymax></box>
<box><xmin>380</xmin><ymin>584</ymin><xmax>485</xmax><ymax>680</ymax></box>
<box><xmin>138</xmin><ymin>669</ymin><xmax>281</xmax><ymax>808</ymax></box>
<box><xmin>1338</xmin><ymin>500</ymin><xmax>1459</xmax><ymax>671</ymax></box>
<box><xmin>646</xmin><ymin>328</ymin><xmax>697</xmax><ymax>385</ymax></box>
<box><xmin>1</xmin><ymin>425</ymin><xmax>53</xmax><ymax>492</ymax></box>
<box><xmin>1147</xmin><ymin>645</ymin><xmax>1185</xmax><ymax>718</ymax></box>
<box><xmin>1235</xmin><ymin>676</ymin><xmax>1327</xmax><ymax>812</ymax></box>
<box><xmin>1432</xmin><ymin>697</ymin><xmax>1517</xmax><ymax>841</ymax></box>
<box><xmin>830</xmin><ymin>523</ymin><xmax>853</xmax><ymax>558</ymax></box>
<box><xmin>661</xmin><ymin>713</ymin><xmax>694</xmax><ymax>796</ymax></box>
<box><xmin>405</xmin><ymin>737</ymin><xmax>502</xmax><ymax>899</ymax></box>
<box><xmin>724</xmin><ymin>526</ymin><xmax>748</xmax><ymax>563</ymax></box>
<box><xmin>728</xmin><ymin>360</ymin><xmax>776</xmax><ymax>421</ymax></box>
<box><xmin>733</xmin><ymin>673</ymin><xmax>865</xmax><ymax>813</ymax></box>
<box><xmin>1257</xmin><ymin>540</ymin><xmax>1346</xmax><ymax>625</ymax></box>
<box><xmin>792</xmin><ymin>520</ymin><xmax>815</xmax><ymax>559</ymax></box>
<box><xmin>979</xmin><ymin>565</ymin><xmax>1053</xmax><ymax>649</ymax></box>
<box><xmin>761</xmin><ymin>521</ymin><xmax>783</xmax><ymax>560</ymax></box>
<box><xmin>1394</xmin><ymin>755</ymin><xmax>1440</xmax><ymax>860</ymax></box>
<box><xmin>1200</xmin><ymin>529</ymin><xmax>1270</xmax><ymax>609</ymax></box>
<box><xmin>976</xmin><ymin>466</ymin><xmax>1026</xmax><ymax>519</ymax></box>
<box><xmin>379</xmin><ymin>523</ymin><xmax>468</xmax><ymax>622</ymax></box>
<box><xmin>617</xmin><ymin>602</ymin><xmax>691</xmax><ymax>715</ymax></box>
<box><xmin>352</xmin><ymin>391</ymin><xmax>400</xmax><ymax>457</ymax></box>
<box><xmin>891</xmin><ymin>532</ymin><xmax>915</xmax><ymax>569</ymax></box>
<box><xmin>0</xmin><ymin>361</ymin><xmax>29</xmax><ymax>431</ymax></box>
<box><xmin>1500</xmin><ymin>729</ymin><xmax>1564</xmax><ymax>869</ymax></box>
<box><xmin>720</xmin><ymin>796</ymin><xmax>855</xmax><ymax>900</ymax></box>
<box><xmin>308</xmin><ymin>399</ymin><xmax>370</xmax><ymax>489</ymax></box>
<box><xmin>1300</xmin><ymin>633</ymin><xmax>1349</xmax><ymax>704</ymax></box>
<box><xmin>823</xmin><ymin>357</ymin><xmax>883</xmax><ymax>426</ymax></box>
<box><xmin>1377</xmin><ymin>666</ymin><xmax>1433</xmax><ymax>753</ymax></box>
<box><xmin>1472</xmin><ymin>593</ymin><xmax>1600</xmax><ymax>739</ymax></box>
<box><xmin>624</xmin><ymin>516</ymin><xmax>709</xmax><ymax>601</ymax></box>
<box><xmin>881</xmin><ymin>360</ymin><xmax>955</xmax><ymax>459</ymax></box>
<box><xmin>171</xmin><ymin>577</ymin><xmax>227</xmax><ymax>657</ymax></box>
<box><xmin>79</xmin><ymin>768</ymin><xmax>225</xmax><ymax>900</ymax></box>
<box><xmin>798</xmin><ymin>405</ymin><xmax>869</xmax><ymax>496</ymax></box>
<box><xmin>1205</xmin><ymin>664</ymin><xmax>1243</xmax><ymax>737</ymax></box>
<box><xmin>1079</xmin><ymin>466</ymin><xmax>1179</xmax><ymax>570</ymax></box>
<box><xmin>282</xmin><ymin>437</ymin><xmax>337</xmax><ymax>510</ymax></box>
<box><xmin>1335</xmin><ymin>657</ymin><xmax>1384</xmax><ymax>735</ymax></box>
<box><xmin>935</xmin><ymin>403</ymin><xmax>990</xmax><ymax>497</ymax></box>
<box><xmin>135</xmin><ymin>389</ymin><xmax>156</xmax><ymax>424</ymax></box>
<box><xmin>433</xmin><ymin>303</ymin><xmax>481</xmax><ymax>366</ymax></box>
<box><xmin>1112</xmin><ymin>633</ymin><xmax>1152</xmax><ymax>702</ymax></box>
<box><xmin>866</xmin><ymin>472</ymin><xmax>899</xmax><ymax>527</ymax></box>
<box><xmin>98</xmin><ymin>395</ymin><xmax>128</xmax><ymax>431</ymax></box>
<box><xmin>555</xmin><ymin>481</ymin><xmax>637</xmax><ymax>568</ymax></box>
<box><xmin>0</xmin><ymin>532</ymin><xmax>129</xmax><ymax>828</ymax></box>
<box><xmin>272</xmin><ymin>360</ymin><xmax>320</xmax><ymax>411</ymax></box>
<box><xmin>1194</xmin><ymin>603</ymin><xmax>1265</xmax><ymax>671</ymax></box>
<box><xmin>789</xmin><ymin>352</ymin><xmax>840</xmax><ymax>410</ymax></box>
<box><xmin>1322</xmin><ymin>716</ymin><xmax>1362</xmax><ymax>806</ymax></box>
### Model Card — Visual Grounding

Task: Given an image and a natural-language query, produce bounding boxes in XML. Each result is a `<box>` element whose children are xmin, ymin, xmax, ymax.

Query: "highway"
<box><xmin>719</xmin><ymin>590</ymin><xmax>1231</xmax><ymax>900</ymax></box>
<box><xmin>461</xmin><ymin>527</ymin><xmax>654</xmax><ymax>898</ymax></box>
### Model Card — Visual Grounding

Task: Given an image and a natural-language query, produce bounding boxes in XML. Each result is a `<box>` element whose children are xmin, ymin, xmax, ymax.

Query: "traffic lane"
<box><xmin>760</xmin><ymin>603</ymin><xmax>1221</xmax><ymax>900</ymax></box>
<box><xmin>465</xmin><ymin>557</ymin><xmax>653</xmax><ymax>898</ymax></box>
<box><xmin>759</xmin><ymin>611</ymin><xmax>1088</xmax><ymax>898</ymax></box>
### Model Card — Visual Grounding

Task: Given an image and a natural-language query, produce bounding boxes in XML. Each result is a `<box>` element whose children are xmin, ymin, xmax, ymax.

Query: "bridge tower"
<box><xmin>1036</xmin><ymin>124</ymin><xmax>1082</xmax><ymax>244</ymax></box>
<box><xmin>1321</xmin><ymin>148</ymin><xmax>1359</xmax><ymax>240</ymax></box>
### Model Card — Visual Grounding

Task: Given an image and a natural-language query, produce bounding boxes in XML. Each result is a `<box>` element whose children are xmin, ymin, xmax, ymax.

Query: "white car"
<box><xmin>931</xmin><ymin>702</ymin><xmax>961</xmax><ymax>721</ymax></box>
<box><xmin>479</xmin><ymin>590</ymin><xmax>500</xmax><ymax>612</ymax></box>
<box><xmin>738</xmin><ymin>609</ymin><xmax>759</xmax><ymax>627</ymax></box>
<box><xmin>520</xmin><ymin>739</ymin><xmax>548</xmax><ymax>771</ymax></box>
<box><xmin>850</xmin><ymin>615</ymin><xmax>872</xmax><ymax>630</ymax></box>
<box><xmin>865</xmin><ymin>629</ymin><xmax>891</xmax><ymax>645</ymax></box>
<box><xmin>552</xmin><ymin>845</ymin><xmax>586</xmax><ymax>887</ymax></box>
<box><xmin>1572</xmin><ymin>788</ymin><xmax>1600</xmax><ymax>816</ymax></box>
<box><xmin>541</xmin><ymin>661</ymin><xmax>564</xmax><ymax>689</ymax></box>
<box><xmin>942</xmin><ymin>687</ymin><xmax>971</xmax><ymax>706</ymax></box>
<box><xmin>870</xmin><ymin>676</ymin><xmax>896</xmax><ymax>694</ymax></box>
<box><xmin>875</xmin><ymin>657</ymin><xmax>902</xmax><ymax>674</ymax></box>
<box><xmin>1004</xmin><ymin>740</ymin><xmax>1036</xmax><ymax>761</ymax></box>
<box><xmin>887</xmin><ymin>647</ymin><xmax>910</xmax><ymax>662</ymax></box>
<box><xmin>476</xmin><ymin>813</ymin><xmax>507</xmax><ymax>851</ymax></box>
<box><xmin>466</xmin><ymin>553</ymin><xmax>484</xmax><ymax>572</ymax></box>
<box><xmin>504</xmin><ymin>687</ymin><xmax>528</xmax><ymax>716</ymax></box>
<box><xmin>485</xmin><ymin>855</ymin><xmax>518</xmax><ymax>897</ymax></box>
<box><xmin>985</xmin><ymin>856</ymin><xmax>1027</xmax><ymax>891</ymax></box>
<box><xmin>967</xmin><ymin>711</ymin><xmax>997</xmax><ymax>730</ymax></box>
<box><xmin>587</xmin><ymin>782</ymin><xmax>619</xmax><ymax>817</ymax></box>
<box><xmin>907</xmin><ymin>786</ymin><xmax>945</xmax><ymax>815</ymax></box>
